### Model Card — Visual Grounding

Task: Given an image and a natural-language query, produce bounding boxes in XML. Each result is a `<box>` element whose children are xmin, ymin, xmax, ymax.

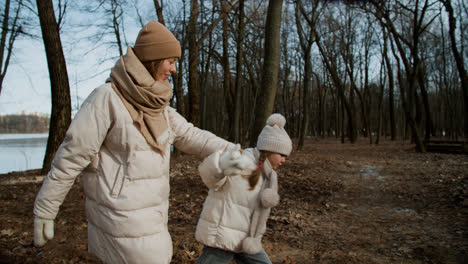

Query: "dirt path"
<box><xmin>0</xmin><ymin>138</ymin><xmax>466</xmax><ymax>264</ymax></box>
<box><xmin>263</xmin><ymin>139</ymin><xmax>467</xmax><ymax>263</ymax></box>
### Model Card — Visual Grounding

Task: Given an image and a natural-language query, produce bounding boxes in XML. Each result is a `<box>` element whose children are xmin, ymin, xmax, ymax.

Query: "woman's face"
<box><xmin>155</xmin><ymin>58</ymin><xmax>178</xmax><ymax>81</ymax></box>
<box><xmin>267</xmin><ymin>152</ymin><xmax>287</xmax><ymax>170</ymax></box>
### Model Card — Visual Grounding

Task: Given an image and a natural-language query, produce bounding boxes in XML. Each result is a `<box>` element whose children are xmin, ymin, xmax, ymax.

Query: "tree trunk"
<box><xmin>363</xmin><ymin>29</ymin><xmax>373</xmax><ymax>144</ymax></box>
<box><xmin>297</xmin><ymin>52</ymin><xmax>311</xmax><ymax>150</ymax></box>
<box><xmin>443</xmin><ymin>0</ymin><xmax>468</xmax><ymax>140</ymax></box>
<box><xmin>343</xmin><ymin>52</ymin><xmax>368</xmax><ymax>144</ymax></box>
<box><xmin>153</xmin><ymin>0</ymin><xmax>165</xmax><ymax>25</ymax></box>
<box><xmin>340</xmin><ymin>94</ymin><xmax>345</xmax><ymax>143</ymax></box>
<box><xmin>375</xmin><ymin>62</ymin><xmax>385</xmax><ymax>144</ymax></box>
<box><xmin>250</xmin><ymin>0</ymin><xmax>283</xmax><ymax>146</ymax></box>
<box><xmin>382</xmin><ymin>29</ymin><xmax>396</xmax><ymax>140</ymax></box>
<box><xmin>173</xmin><ymin>0</ymin><xmax>188</xmax><ymax>118</ymax></box>
<box><xmin>187</xmin><ymin>0</ymin><xmax>200</xmax><ymax>126</ymax></box>
<box><xmin>37</xmin><ymin>0</ymin><xmax>72</xmax><ymax>174</ymax></box>
<box><xmin>110</xmin><ymin>0</ymin><xmax>124</xmax><ymax>57</ymax></box>
<box><xmin>415</xmin><ymin>62</ymin><xmax>433</xmax><ymax>142</ymax></box>
<box><xmin>317</xmin><ymin>73</ymin><xmax>325</xmax><ymax>138</ymax></box>
<box><xmin>295</xmin><ymin>0</ymin><xmax>315</xmax><ymax>150</ymax></box>
<box><xmin>231</xmin><ymin>0</ymin><xmax>245</xmax><ymax>143</ymax></box>
<box><xmin>0</xmin><ymin>0</ymin><xmax>12</xmax><ymax>95</ymax></box>
<box><xmin>221</xmin><ymin>0</ymin><xmax>234</xmax><ymax>134</ymax></box>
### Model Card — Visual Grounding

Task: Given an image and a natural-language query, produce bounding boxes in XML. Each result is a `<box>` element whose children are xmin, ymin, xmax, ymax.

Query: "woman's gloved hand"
<box><xmin>219</xmin><ymin>144</ymin><xmax>249</xmax><ymax>176</ymax></box>
<box><xmin>34</xmin><ymin>216</ymin><xmax>55</xmax><ymax>247</ymax></box>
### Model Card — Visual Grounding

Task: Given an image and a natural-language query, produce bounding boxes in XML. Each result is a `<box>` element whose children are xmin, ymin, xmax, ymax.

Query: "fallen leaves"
<box><xmin>0</xmin><ymin>138</ymin><xmax>466</xmax><ymax>264</ymax></box>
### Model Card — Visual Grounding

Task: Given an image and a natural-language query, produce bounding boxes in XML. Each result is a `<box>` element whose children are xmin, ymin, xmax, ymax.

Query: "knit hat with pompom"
<box><xmin>256</xmin><ymin>113</ymin><xmax>292</xmax><ymax>156</ymax></box>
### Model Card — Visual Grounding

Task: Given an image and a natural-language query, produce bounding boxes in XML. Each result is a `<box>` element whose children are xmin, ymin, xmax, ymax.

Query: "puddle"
<box><xmin>393</xmin><ymin>207</ymin><xmax>418</xmax><ymax>216</ymax></box>
<box><xmin>360</xmin><ymin>165</ymin><xmax>384</xmax><ymax>180</ymax></box>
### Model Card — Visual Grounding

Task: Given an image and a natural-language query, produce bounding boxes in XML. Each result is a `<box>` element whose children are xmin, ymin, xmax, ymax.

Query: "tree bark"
<box><xmin>37</xmin><ymin>0</ymin><xmax>72</xmax><ymax>174</ymax></box>
<box><xmin>250</xmin><ymin>0</ymin><xmax>283</xmax><ymax>146</ymax></box>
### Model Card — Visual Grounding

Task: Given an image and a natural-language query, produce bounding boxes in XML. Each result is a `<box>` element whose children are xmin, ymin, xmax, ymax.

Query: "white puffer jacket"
<box><xmin>195</xmin><ymin>148</ymin><xmax>267</xmax><ymax>252</ymax></box>
<box><xmin>33</xmin><ymin>83</ymin><xmax>232</xmax><ymax>264</ymax></box>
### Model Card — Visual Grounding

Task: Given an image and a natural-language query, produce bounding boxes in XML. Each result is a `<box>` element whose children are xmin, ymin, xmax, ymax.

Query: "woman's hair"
<box><xmin>245</xmin><ymin>151</ymin><xmax>269</xmax><ymax>190</ymax></box>
<box><xmin>142</xmin><ymin>59</ymin><xmax>163</xmax><ymax>77</ymax></box>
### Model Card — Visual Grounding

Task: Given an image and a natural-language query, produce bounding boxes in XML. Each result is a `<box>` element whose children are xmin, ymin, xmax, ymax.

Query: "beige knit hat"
<box><xmin>133</xmin><ymin>20</ymin><xmax>181</xmax><ymax>62</ymax></box>
<box><xmin>256</xmin><ymin>113</ymin><xmax>292</xmax><ymax>156</ymax></box>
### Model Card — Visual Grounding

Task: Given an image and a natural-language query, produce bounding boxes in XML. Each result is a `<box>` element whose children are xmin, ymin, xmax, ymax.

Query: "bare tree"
<box><xmin>0</xmin><ymin>0</ymin><xmax>23</xmax><ymax>95</ymax></box>
<box><xmin>250</xmin><ymin>0</ymin><xmax>283</xmax><ymax>146</ymax></box>
<box><xmin>187</xmin><ymin>0</ymin><xmax>237</xmax><ymax>127</ymax></box>
<box><xmin>369</xmin><ymin>0</ymin><xmax>439</xmax><ymax>152</ymax></box>
<box><xmin>80</xmin><ymin>0</ymin><xmax>129</xmax><ymax>62</ymax></box>
<box><xmin>311</xmin><ymin>7</ymin><xmax>358</xmax><ymax>143</ymax></box>
<box><xmin>36</xmin><ymin>0</ymin><xmax>71</xmax><ymax>173</ymax></box>
<box><xmin>295</xmin><ymin>0</ymin><xmax>319</xmax><ymax>150</ymax></box>
<box><xmin>338</xmin><ymin>6</ymin><xmax>369</xmax><ymax>143</ymax></box>
<box><xmin>441</xmin><ymin>0</ymin><xmax>468</xmax><ymax>140</ymax></box>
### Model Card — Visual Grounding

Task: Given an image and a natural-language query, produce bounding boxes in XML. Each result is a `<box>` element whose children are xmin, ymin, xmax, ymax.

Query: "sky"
<box><xmin>0</xmin><ymin>3</ymin><xmax>145</xmax><ymax>116</ymax></box>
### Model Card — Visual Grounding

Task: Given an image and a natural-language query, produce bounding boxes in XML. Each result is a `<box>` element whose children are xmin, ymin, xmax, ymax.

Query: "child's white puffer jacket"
<box><xmin>195</xmin><ymin>147</ymin><xmax>266</xmax><ymax>252</ymax></box>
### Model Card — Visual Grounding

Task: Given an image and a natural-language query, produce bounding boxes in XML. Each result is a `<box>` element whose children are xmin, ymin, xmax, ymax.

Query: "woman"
<box><xmin>33</xmin><ymin>21</ymin><xmax>238</xmax><ymax>264</ymax></box>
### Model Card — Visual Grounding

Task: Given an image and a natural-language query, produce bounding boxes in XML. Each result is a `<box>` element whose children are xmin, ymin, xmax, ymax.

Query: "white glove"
<box><xmin>34</xmin><ymin>216</ymin><xmax>55</xmax><ymax>247</ymax></box>
<box><xmin>219</xmin><ymin>144</ymin><xmax>248</xmax><ymax>176</ymax></box>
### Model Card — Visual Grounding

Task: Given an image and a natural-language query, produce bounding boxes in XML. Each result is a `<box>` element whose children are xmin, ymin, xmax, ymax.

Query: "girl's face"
<box><xmin>267</xmin><ymin>152</ymin><xmax>287</xmax><ymax>170</ymax></box>
<box><xmin>155</xmin><ymin>58</ymin><xmax>178</xmax><ymax>81</ymax></box>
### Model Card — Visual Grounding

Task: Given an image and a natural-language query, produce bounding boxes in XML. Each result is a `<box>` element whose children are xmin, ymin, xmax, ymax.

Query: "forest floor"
<box><xmin>0</xmin><ymin>137</ymin><xmax>467</xmax><ymax>264</ymax></box>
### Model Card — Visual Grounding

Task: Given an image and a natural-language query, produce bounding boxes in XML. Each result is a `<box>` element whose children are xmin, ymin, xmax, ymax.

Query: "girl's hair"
<box><xmin>142</xmin><ymin>59</ymin><xmax>163</xmax><ymax>77</ymax></box>
<box><xmin>246</xmin><ymin>151</ymin><xmax>269</xmax><ymax>190</ymax></box>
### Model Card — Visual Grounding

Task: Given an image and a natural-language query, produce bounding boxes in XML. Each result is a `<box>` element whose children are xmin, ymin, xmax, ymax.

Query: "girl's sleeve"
<box><xmin>33</xmin><ymin>86</ymin><xmax>112</xmax><ymax>220</ymax></box>
<box><xmin>168</xmin><ymin>107</ymin><xmax>234</xmax><ymax>158</ymax></box>
<box><xmin>198</xmin><ymin>150</ymin><xmax>227</xmax><ymax>191</ymax></box>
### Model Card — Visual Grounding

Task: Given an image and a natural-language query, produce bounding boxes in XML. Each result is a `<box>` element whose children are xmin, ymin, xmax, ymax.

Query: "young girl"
<box><xmin>195</xmin><ymin>114</ymin><xmax>292</xmax><ymax>264</ymax></box>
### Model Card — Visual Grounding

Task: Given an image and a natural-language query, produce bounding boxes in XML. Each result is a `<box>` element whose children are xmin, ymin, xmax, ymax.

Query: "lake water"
<box><xmin>0</xmin><ymin>133</ymin><xmax>48</xmax><ymax>174</ymax></box>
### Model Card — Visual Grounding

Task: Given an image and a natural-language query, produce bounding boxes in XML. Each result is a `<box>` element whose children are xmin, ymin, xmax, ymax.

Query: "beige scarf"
<box><xmin>108</xmin><ymin>47</ymin><xmax>173</xmax><ymax>153</ymax></box>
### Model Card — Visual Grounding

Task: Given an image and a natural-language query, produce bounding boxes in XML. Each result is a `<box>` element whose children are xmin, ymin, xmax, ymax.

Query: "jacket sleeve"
<box><xmin>168</xmin><ymin>107</ymin><xmax>234</xmax><ymax>158</ymax></box>
<box><xmin>33</xmin><ymin>86</ymin><xmax>112</xmax><ymax>220</ymax></box>
<box><xmin>198</xmin><ymin>150</ymin><xmax>227</xmax><ymax>191</ymax></box>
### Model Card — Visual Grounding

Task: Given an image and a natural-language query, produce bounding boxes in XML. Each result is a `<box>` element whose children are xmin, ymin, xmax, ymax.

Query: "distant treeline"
<box><xmin>0</xmin><ymin>115</ymin><xmax>50</xmax><ymax>133</ymax></box>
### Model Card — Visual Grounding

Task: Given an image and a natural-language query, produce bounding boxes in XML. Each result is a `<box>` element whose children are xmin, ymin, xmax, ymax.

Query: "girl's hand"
<box><xmin>219</xmin><ymin>144</ymin><xmax>246</xmax><ymax>176</ymax></box>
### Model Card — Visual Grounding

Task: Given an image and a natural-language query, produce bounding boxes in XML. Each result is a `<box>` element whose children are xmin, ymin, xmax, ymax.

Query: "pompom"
<box><xmin>242</xmin><ymin>237</ymin><xmax>262</xmax><ymax>254</ymax></box>
<box><xmin>260</xmin><ymin>188</ymin><xmax>280</xmax><ymax>208</ymax></box>
<box><xmin>266</xmin><ymin>113</ymin><xmax>286</xmax><ymax>128</ymax></box>
<box><xmin>230</xmin><ymin>149</ymin><xmax>241</xmax><ymax>160</ymax></box>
